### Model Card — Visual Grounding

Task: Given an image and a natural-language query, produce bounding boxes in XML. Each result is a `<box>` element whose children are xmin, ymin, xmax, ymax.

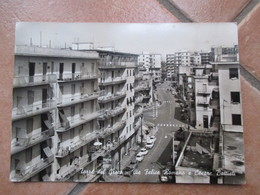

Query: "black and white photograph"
<box><xmin>10</xmin><ymin>22</ymin><xmax>245</xmax><ymax>184</ymax></box>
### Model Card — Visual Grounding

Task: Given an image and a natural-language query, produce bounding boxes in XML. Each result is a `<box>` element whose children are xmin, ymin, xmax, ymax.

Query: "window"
<box><xmin>25</xmin><ymin>147</ymin><xmax>32</xmax><ymax>163</ymax></box>
<box><xmin>231</xmin><ymin>92</ymin><xmax>240</xmax><ymax>103</ymax></box>
<box><xmin>229</xmin><ymin>68</ymin><xmax>239</xmax><ymax>79</ymax></box>
<box><xmin>71</xmin><ymin>84</ymin><xmax>75</xmax><ymax>95</ymax></box>
<box><xmin>232</xmin><ymin>114</ymin><xmax>242</xmax><ymax>125</ymax></box>
<box><xmin>70</xmin><ymin>128</ymin><xmax>75</xmax><ymax>139</ymax></box>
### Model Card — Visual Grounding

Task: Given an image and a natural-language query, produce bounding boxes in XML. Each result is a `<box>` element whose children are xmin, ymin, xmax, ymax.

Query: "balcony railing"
<box><xmin>57</xmin><ymin>111</ymin><xmax>101</xmax><ymax>132</ymax></box>
<box><xmin>11</xmin><ymin>155</ymin><xmax>54</xmax><ymax>182</ymax></box>
<box><xmin>135</xmin><ymin>95</ymin><xmax>144</xmax><ymax>104</ymax></box>
<box><xmin>11</xmin><ymin>128</ymin><xmax>54</xmax><ymax>155</ymax></box>
<box><xmin>99</xmin><ymin>76</ymin><xmax>126</xmax><ymax>86</ymax></box>
<box><xmin>12</xmin><ymin>100</ymin><xmax>56</xmax><ymax>121</ymax></box>
<box><xmin>58</xmin><ymin>72</ymin><xmax>98</xmax><ymax>82</ymax></box>
<box><xmin>197</xmin><ymin>100</ymin><xmax>209</xmax><ymax>105</ymax></box>
<box><xmin>57</xmin><ymin>92</ymin><xmax>99</xmax><ymax>107</ymax></box>
<box><xmin>98</xmin><ymin>107</ymin><xmax>126</xmax><ymax>120</ymax></box>
<box><xmin>98</xmin><ymin>91</ymin><xmax>126</xmax><ymax>103</ymax></box>
<box><xmin>99</xmin><ymin>120</ymin><xmax>126</xmax><ymax>138</ymax></box>
<box><xmin>56</xmin><ymin>130</ymin><xmax>99</xmax><ymax>158</ymax></box>
<box><xmin>135</xmin><ymin>84</ymin><xmax>148</xmax><ymax>92</ymax></box>
<box><xmin>197</xmin><ymin>89</ymin><xmax>211</xmax><ymax>95</ymax></box>
<box><xmin>134</xmin><ymin>119</ymin><xmax>142</xmax><ymax>131</ymax></box>
<box><xmin>13</xmin><ymin>74</ymin><xmax>57</xmax><ymax>88</ymax></box>
<box><xmin>99</xmin><ymin>61</ymin><xmax>137</xmax><ymax>69</ymax></box>
<box><xmin>134</xmin><ymin>107</ymin><xmax>143</xmax><ymax>118</ymax></box>
<box><xmin>209</xmin><ymin>99</ymin><xmax>219</xmax><ymax>109</ymax></box>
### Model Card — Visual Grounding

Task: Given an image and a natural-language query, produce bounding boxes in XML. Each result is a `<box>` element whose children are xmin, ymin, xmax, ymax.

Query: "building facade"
<box><xmin>11</xmin><ymin>45</ymin><xmax>143</xmax><ymax>182</ymax></box>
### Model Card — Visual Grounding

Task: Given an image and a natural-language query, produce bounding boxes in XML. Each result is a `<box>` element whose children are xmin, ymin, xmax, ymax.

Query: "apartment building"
<box><xmin>95</xmin><ymin>50</ymin><xmax>141</xmax><ymax>172</ymax></box>
<box><xmin>138</xmin><ymin>52</ymin><xmax>162</xmax><ymax>73</ymax></box>
<box><xmin>166</xmin><ymin>54</ymin><xmax>175</xmax><ymax>81</ymax></box>
<box><xmin>200</xmin><ymin>52</ymin><xmax>210</xmax><ymax>65</ymax></box>
<box><xmin>11</xmin><ymin>45</ymin><xmax>100</xmax><ymax>182</ymax></box>
<box><xmin>150</xmin><ymin>66</ymin><xmax>161</xmax><ymax>83</ymax></box>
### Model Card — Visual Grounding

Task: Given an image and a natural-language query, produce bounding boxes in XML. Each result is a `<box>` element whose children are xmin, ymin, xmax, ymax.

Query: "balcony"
<box><xmin>13</xmin><ymin>74</ymin><xmax>57</xmax><ymax>88</ymax></box>
<box><xmin>197</xmin><ymin>100</ymin><xmax>209</xmax><ymax>106</ymax></box>
<box><xmin>99</xmin><ymin>61</ymin><xmax>137</xmax><ymax>69</ymax></box>
<box><xmin>11</xmin><ymin>128</ymin><xmax>54</xmax><ymax>155</ymax></box>
<box><xmin>98</xmin><ymin>90</ymin><xmax>126</xmax><ymax>103</ymax></box>
<box><xmin>11</xmin><ymin>155</ymin><xmax>54</xmax><ymax>182</ymax></box>
<box><xmin>12</xmin><ymin>100</ymin><xmax>56</xmax><ymax>121</ymax></box>
<box><xmin>99</xmin><ymin>120</ymin><xmax>126</xmax><ymax>138</ymax></box>
<box><xmin>134</xmin><ymin>119</ymin><xmax>142</xmax><ymax>131</ymax></box>
<box><xmin>56</xmin><ymin>130</ymin><xmax>99</xmax><ymax>158</ymax></box>
<box><xmin>143</xmin><ymin>95</ymin><xmax>151</xmax><ymax>99</ymax></box>
<box><xmin>209</xmin><ymin>99</ymin><xmax>219</xmax><ymax>109</ymax></box>
<box><xmin>135</xmin><ymin>73</ymin><xmax>143</xmax><ymax>80</ymax></box>
<box><xmin>134</xmin><ymin>107</ymin><xmax>143</xmax><ymax>118</ymax></box>
<box><xmin>56</xmin><ymin>152</ymin><xmax>103</xmax><ymax>181</ymax></box>
<box><xmin>99</xmin><ymin>76</ymin><xmax>126</xmax><ymax>86</ymax></box>
<box><xmin>57</xmin><ymin>72</ymin><xmax>98</xmax><ymax>82</ymax></box>
<box><xmin>197</xmin><ymin>89</ymin><xmax>211</xmax><ymax>95</ymax></box>
<box><xmin>98</xmin><ymin>107</ymin><xmax>126</xmax><ymax>121</ymax></box>
<box><xmin>135</xmin><ymin>95</ymin><xmax>144</xmax><ymax>104</ymax></box>
<box><xmin>57</xmin><ymin>111</ymin><xmax>101</xmax><ymax>132</ymax></box>
<box><xmin>57</xmin><ymin>92</ymin><xmax>99</xmax><ymax>107</ymax></box>
<box><xmin>135</xmin><ymin>84</ymin><xmax>148</xmax><ymax>92</ymax></box>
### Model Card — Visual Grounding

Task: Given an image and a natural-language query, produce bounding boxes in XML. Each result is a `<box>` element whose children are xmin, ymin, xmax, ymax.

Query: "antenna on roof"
<box><xmin>40</xmin><ymin>31</ymin><xmax>42</xmax><ymax>47</ymax></box>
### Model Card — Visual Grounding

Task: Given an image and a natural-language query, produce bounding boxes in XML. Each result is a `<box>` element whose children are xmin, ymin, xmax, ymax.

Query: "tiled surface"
<box><xmin>0</xmin><ymin>0</ymin><xmax>259</xmax><ymax>195</ymax></box>
<box><xmin>169</xmin><ymin>0</ymin><xmax>251</xmax><ymax>22</ymax></box>
<box><xmin>239</xmin><ymin>3</ymin><xmax>260</xmax><ymax>80</ymax></box>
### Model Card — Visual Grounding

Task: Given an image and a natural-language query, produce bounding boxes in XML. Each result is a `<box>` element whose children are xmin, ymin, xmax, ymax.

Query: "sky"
<box><xmin>15</xmin><ymin>23</ymin><xmax>238</xmax><ymax>61</ymax></box>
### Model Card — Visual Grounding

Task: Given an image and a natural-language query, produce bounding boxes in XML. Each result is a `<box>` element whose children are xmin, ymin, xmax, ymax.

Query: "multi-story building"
<box><xmin>11</xmin><ymin>45</ymin><xmax>100</xmax><ymax>182</ymax></box>
<box><xmin>95</xmin><ymin>50</ymin><xmax>141</xmax><ymax>172</ymax></box>
<box><xmin>150</xmin><ymin>66</ymin><xmax>161</xmax><ymax>83</ymax></box>
<box><xmin>200</xmin><ymin>52</ymin><xmax>210</xmax><ymax>65</ymax></box>
<box><xmin>166</xmin><ymin>54</ymin><xmax>175</xmax><ymax>81</ymax></box>
<box><xmin>138</xmin><ymin>52</ymin><xmax>162</xmax><ymax>73</ymax></box>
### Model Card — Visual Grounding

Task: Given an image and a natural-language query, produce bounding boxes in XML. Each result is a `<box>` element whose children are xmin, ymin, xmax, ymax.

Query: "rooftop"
<box><xmin>15</xmin><ymin>45</ymin><xmax>99</xmax><ymax>59</ymax></box>
<box><xmin>177</xmin><ymin>132</ymin><xmax>213</xmax><ymax>171</ymax></box>
<box><xmin>223</xmin><ymin>131</ymin><xmax>245</xmax><ymax>174</ymax></box>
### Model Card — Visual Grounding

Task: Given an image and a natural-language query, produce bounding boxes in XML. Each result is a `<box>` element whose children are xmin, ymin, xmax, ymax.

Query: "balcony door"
<box><xmin>59</xmin><ymin>63</ymin><xmax>64</xmax><ymax>80</ymax></box>
<box><xmin>27</xmin><ymin>90</ymin><xmax>34</xmax><ymax>111</ymax></box>
<box><xmin>42</xmin><ymin>88</ymin><xmax>47</xmax><ymax>108</ymax></box>
<box><xmin>203</xmin><ymin>115</ymin><xmax>209</xmax><ymax>129</ymax></box>
<box><xmin>29</xmin><ymin>62</ymin><xmax>35</xmax><ymax>83</ymax></box>
<box><xmin>72</xmin><ymin>63</ymin><xmax>76</xmax><ymax>79</ymax></box>
<box><xmin>43</xmin><ymin>62</ymin><xmax>47</xmax><ymax>81</ymax></box>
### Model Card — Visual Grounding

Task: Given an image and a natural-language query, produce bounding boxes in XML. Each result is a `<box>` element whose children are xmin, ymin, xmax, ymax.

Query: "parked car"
<box><xmin>136</xmin><ymin>152</ymin><xmax>144</xmax><ymax>162</ymax></box>
<box><xmin>123</xmin><ymin>166</ymin><xmax>134</xmax><ymax>177</ymax></box>
<box><xmin>146</xmin><ymin>140</ymin><xmax>155</xmax><ymax>149</ymax></box>
<box><xmin>149</xmin><ymin>136</ymin><xmax>156</xmax><ymax>143</ymax></box>
<box><xmin>139</xmin><ymin>148</ymin><xmax>148</xmax><ymax>156</ymax></box>
<box><xmin>129</xmin><ymin>158</ymin><xmax>139</xmax><ymax>169</ymax></box>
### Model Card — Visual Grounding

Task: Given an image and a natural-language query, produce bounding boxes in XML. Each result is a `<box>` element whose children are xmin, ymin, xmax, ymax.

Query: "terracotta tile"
<box><xmin>240</xmin><ymin>77</ymin><xmax>260</xmax><ymax>189</ymax></box>
<box><xmin>169</xmin><ymin>0</ymin><xmax>250</xmax><ymax>22</ymax></box>
<box><xmin>239</xmin><ymin>3</ymin><xmax>260</xmax><ymax>80</ymax></box>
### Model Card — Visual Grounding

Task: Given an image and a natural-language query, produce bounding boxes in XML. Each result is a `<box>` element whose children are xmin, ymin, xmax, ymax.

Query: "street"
<box><xmin>129</xmin><ymin>81</ymin><xmax>186</xmax><ymax>182</ymax></box>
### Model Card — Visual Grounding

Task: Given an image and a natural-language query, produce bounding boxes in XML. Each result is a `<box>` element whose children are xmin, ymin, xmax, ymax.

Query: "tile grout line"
<box><xmin>240</xmin><ymin>65</ymin><xmax>260</xmax><ymax>91</ymax></box>
<box><xmin>67</xmin><ymin>183</ymin><xmax>88</xmax><ymax>195</ymax></box>
<box><xmin>156</xmin><ymin>0</ymin><xmax>193</xmax><ymax>22</ymax></box>
<box><xmin>233</xmin><ymin>0</ymin><xmax>260</xmax><ymax>24</ymax></box>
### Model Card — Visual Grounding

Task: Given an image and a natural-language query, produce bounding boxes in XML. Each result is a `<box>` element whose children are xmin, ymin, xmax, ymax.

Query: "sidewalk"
<box><xmin>120</xmin><ymin>145</ymin><xmax>140</xmax><ymax>169</ymax></box>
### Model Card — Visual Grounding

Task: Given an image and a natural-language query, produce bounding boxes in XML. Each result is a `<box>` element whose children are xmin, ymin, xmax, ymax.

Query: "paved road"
<box><xmin>128</xmin><ymin>82</ymin><xmax>185</xmax><ymax>183</ymax></box>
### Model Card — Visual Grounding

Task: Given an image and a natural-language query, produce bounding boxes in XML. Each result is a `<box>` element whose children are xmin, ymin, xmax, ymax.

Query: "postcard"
<box><xmin>10</xmin><ymin>22</ymin><xmax>245</xmax><ymax>184</ymax></box>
